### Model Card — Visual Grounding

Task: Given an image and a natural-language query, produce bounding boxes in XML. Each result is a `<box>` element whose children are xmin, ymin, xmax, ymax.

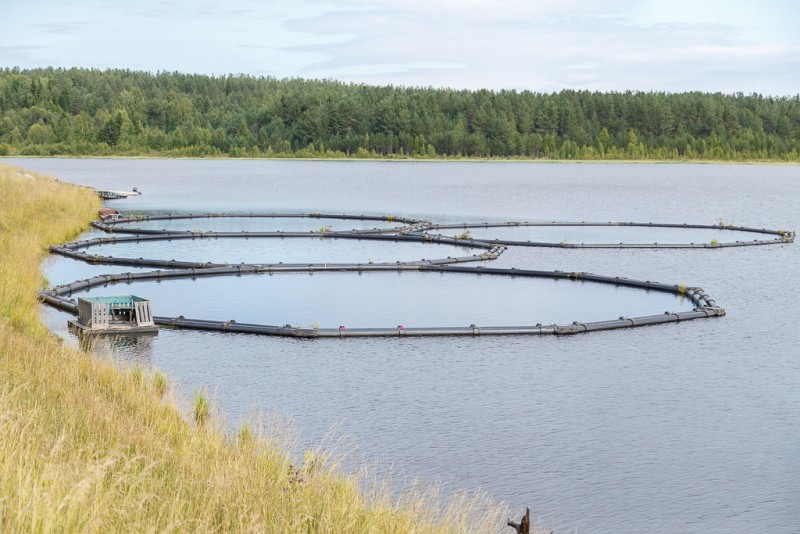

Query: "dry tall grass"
<box><xmin>0</xmin><ymin>163</ymin><xmax>513</xmax><ymax>532</ymax></box>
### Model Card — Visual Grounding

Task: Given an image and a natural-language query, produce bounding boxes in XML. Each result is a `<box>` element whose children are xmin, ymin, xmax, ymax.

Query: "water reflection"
<box><xmin>77</xmin><ymin>333</ymin><xmax>157</xmax><ymax>366</ymax></box>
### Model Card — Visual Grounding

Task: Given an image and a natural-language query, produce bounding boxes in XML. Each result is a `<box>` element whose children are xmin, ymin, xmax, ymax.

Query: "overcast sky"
<box><xmin>2</xmin><ymin>0</ymin><xmax>798</xmax><ymax>95</ymax></box>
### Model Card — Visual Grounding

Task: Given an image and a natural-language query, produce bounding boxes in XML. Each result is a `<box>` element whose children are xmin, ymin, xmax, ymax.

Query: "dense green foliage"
<box><xmin>1</xmin><ymin>67</ymin><xmax>798</xmax><ymax>160</ymax></box>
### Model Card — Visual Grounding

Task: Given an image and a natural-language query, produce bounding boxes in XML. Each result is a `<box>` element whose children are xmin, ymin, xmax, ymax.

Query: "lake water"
<box><xmin>7</xmin><ymin>158</ymin><xmax>799</xmax><ymax>533</ymax></box>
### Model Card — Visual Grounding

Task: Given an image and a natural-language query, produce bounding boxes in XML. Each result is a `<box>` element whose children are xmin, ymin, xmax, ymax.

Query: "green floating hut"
<box><xmin>69</xmin><ymin>295</ymin><xmax>158</xmax><ymax>335</ymax></box>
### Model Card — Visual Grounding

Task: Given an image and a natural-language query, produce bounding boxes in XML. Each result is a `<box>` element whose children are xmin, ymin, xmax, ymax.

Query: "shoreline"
<box><xmin>2</xmin><ymin>155</ymin><xmax>798</xmax><ymax>166</ymax></box>
<box><xmin>0</xmin><ymin>161</ymin><xmax>510</xmax><ymax>532</ymax></box>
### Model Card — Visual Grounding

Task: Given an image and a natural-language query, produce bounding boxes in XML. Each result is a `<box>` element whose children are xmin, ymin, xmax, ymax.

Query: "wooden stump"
<box><xmin>507</xmin><ymin>507</ymin><xmax>530</xmax><ymax>534</ymax></box>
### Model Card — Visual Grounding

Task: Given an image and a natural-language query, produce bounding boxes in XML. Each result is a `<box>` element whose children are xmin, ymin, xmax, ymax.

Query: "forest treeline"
<box><xmin>1</xmin><ymin>67</ymin><xmax>799</xmax><ymax>161</ymax></box>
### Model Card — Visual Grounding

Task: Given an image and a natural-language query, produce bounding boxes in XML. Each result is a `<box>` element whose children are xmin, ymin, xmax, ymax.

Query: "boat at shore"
<box><xmin>96</xmin><ymin>188</ymin><xmax>141</xmax><ymax>199</ymax></box>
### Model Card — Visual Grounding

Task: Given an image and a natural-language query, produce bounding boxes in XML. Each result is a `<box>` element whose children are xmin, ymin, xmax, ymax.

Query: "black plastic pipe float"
<box><xmin>42</xmin><ymin>211</ymin><xmax>796</xmax><ymax>338</ymax></box>
<box><xmin>429</xmin><ymin>220</ymin><xmax>788</xmax><ymax>234</ymax></box>
<box><xmin>50</xmin><ymin>232</ymin><xmax>498</xmax><ymax>269</ymax></box>
<box><xmin>426</xmin><ymin>220</ymin><xmax>794</xmax><ymax>248</ymax></box>
<box><xmin>92</xmin><ymin>212</ymin><xmax>424</xmax><ymax>235</ymax></box>
<box><xmin>40</xmin><ymin>262</ymin><xmax>724</xmax><ymax>339</ymax></box>
<box><xmin>458</xmin><ymin>238</ymin><xmax>788</xmax><ymax>249</ymax></box>
<box><xmin>57</xmin><ymin>232</ymin><xmax>494</xmax><ymax>252</ymax></box>
<box><xmin>90</xmin><ymin>213</ymin><xmax>794</xmax><ymax>249</ymax></box>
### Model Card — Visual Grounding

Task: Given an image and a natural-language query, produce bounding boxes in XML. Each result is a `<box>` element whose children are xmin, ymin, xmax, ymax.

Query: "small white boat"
<box><xmin>96</xmin><ymin>187</ymin><xmax>141</xmax><ymax>199</ymax></box>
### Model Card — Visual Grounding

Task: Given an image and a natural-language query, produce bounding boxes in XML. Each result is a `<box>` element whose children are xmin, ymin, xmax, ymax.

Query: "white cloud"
<box><xmin>1</xmin><ymin>0</ymin><xmax>798</xmax><ymax>95</ymax></box>
<box><xmin>281</xmin><ymin>0</ymin><xmax>799</xmax><ymax>94</ymax></box>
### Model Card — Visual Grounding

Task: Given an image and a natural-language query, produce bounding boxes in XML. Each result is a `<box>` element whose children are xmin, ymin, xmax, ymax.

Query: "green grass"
<box><xmin>0</xmin><ymin>162</ymin><xmax>513</xmax><ymax>532</ymax></box>
<box><xmin>192</xmin><ymin>388</ymin><xmax>211</xmax><ymax>425</ymax></box>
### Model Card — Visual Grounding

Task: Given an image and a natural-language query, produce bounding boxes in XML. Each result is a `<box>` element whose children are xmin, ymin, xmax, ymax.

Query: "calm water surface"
<box><xmin>57</xmin><ymin>271</ymin><xmax>693</xmax><ymax>328</ymax></box>
<box><xmin>8</xmin><ymin>158</ymin><xmax>799</xmax><ymax>534</ymax></box>
<box><xmin>81</xmin><ymin>236</ymin><xmax>475</xmax><ymax>265</ymax></box>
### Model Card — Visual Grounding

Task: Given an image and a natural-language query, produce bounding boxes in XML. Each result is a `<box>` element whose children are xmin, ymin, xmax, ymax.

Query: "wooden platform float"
<box><xmin>68</xmin><ymin>295</ymin><xmax>158</xmax><ymax>336</ymax></box>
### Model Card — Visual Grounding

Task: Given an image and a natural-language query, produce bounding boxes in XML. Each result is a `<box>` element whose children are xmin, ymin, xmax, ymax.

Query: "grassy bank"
<box><xmin>0</xmin><ymin>163</ymin><xmax>509</xmax><ymax>532</ymax></box>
